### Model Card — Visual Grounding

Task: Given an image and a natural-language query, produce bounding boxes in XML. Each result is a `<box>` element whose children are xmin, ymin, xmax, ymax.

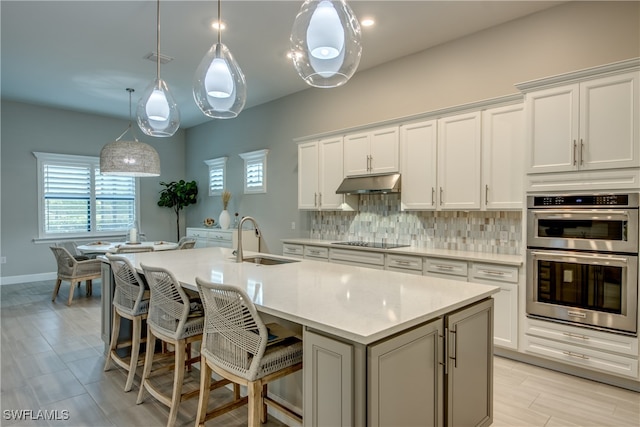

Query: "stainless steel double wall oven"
<box><xmin>527</xmin><ymin>193</ymin><xmax>639</xmax><ymax>335</ymax></box>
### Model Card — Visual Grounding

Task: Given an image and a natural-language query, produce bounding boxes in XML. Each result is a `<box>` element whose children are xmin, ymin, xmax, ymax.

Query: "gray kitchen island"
<box><xmin>100</xmin><ymin>246</ymin><xmax>499</xmax><ymax>426</ymax></box>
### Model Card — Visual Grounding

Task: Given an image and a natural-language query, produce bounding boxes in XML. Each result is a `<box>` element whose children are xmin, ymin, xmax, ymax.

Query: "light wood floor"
<box><xmin>1</xmin><ymin>280</ymin><xmax>638</xmax><ymax>427</ymax></box>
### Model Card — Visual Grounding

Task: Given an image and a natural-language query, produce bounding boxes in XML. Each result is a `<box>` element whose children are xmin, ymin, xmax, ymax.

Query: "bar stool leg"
<box><xmin>167</xmin><ymin>339</ymin><xmax>186</xmax><ymax>427</ymax></box>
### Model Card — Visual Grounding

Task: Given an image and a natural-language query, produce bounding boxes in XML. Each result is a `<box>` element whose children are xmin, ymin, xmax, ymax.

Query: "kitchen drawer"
<box><xmin>208</xmin><ymin>230</ymin><xmax>233</xmax><ymax>243</ymax></box>
<box><xmin>424</xmin><ymin>258</ymin><xmax>468</xmax><ymax>278</ymax></box>
<box><xmin>282</xmin><ymin>243</ymin><xmax>304</xmax><ymax>259</ymax></box>
<box><xmin>526</xmin><ymin>318</ymin><xmax>638</xmax><ymax>356</ymax></box>
<box><xmin>186</xmin><ymin>227</ymin><xmax>210</xmax><ymax>239</ymax></box>
<box><xmin>470</xmin><ymin>263</ymin><xmax>518</xmax><ymax>284</ymax></box>
<box><xmin>385</xmin><ymin>254</ymin><xmax>423</xmax><ymax>272</ymax></box>
<box><xmin>305</xmin><ymin>245</ymin><xmax>329</xmax><ymax>261</ymax></box>
<box><xmin>524</xmin><ymin>334</ymin><xmax>639</xmax><ymax>379</ymax></box>
<box><xmin>330</xmin><ymin>248</ymin><xmax>385</xmax><ymax>267</ymax></box>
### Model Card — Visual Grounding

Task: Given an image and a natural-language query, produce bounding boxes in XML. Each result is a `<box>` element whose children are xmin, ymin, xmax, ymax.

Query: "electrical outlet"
<box><xmin>291</xmin><ymin>221</ymin><xmax>296</xmax><ymax>230</ymax></box>
<box><xmin>0</xmin><ymin>256</ymin><xmax>6</xmax><ymax>264</ymax></box>
<box><xmin>499</xmin><ymin>231</ymin><xmax>509</xmax><ymax>243</ymax></box>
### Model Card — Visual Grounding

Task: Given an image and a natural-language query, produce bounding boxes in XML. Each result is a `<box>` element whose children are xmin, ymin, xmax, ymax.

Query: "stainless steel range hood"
<box><xmin>336</xmin><ymin>173</ymin><xmax>401</xmax><ymax>194</ymax></box>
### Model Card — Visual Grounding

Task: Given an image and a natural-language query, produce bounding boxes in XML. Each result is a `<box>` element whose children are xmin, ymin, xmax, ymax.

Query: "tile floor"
<box><xmin>1</xmin><ymin>280</ymin><xmax>638</xmax><ymax>426</ymax></box>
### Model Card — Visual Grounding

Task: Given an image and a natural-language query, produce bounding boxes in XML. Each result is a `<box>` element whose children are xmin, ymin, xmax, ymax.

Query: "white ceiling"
<box><xmin>1</xmin><ymin>1</ymin><xmax>563</xmax><ymax>129</ymax></box>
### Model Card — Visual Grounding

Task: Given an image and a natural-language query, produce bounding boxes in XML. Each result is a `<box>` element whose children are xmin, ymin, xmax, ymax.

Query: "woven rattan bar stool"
<box><xmin>194</xmin><ymin>278</ymin><xmax>303</xmax><ymax>427</ymax></box>
<box><xmin>103</xmin><ymin>254</ymin><xmax>149</xmax><ymax>392</ymax></box>
<box><xmin>136</xmin><ymin>264</ymin><xmax>207</xmax><ymax>427</ymax></box>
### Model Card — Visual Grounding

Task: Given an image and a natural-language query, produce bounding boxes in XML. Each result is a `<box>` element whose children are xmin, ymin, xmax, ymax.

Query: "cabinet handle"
<box><xmin>573</xmin><ymin>140</ymin><xmax>577</xmax><ymax>165</ymax></box>
<box><xmin>485</xmin><ymin>184</ymin><xmax>489</xmax><ymax>206</ymax></box>
<box><xmin>314</xmin><ymin>192</ymin><xmax>317</xmax><ymax>207</ymax></box>
<box><xmin>368</xmin><ymin>155</ymin><xmax>372</xmax><ymax>172</ymax></box>
<box><xmin>394</xmin><ymin>260</ymin><xmax>412</xmax><ymax>266</ymax></box>
<box><xmin>449</xmin><ymin>328</ymin><xmax>457</xmax><ymax>368</ymax></box>
<box><xmin>562</xmin><ymin>350</ymin><xmax>589</xmax><ymax>360</ymax></box>
<box><xmin>435</xmin><ymin>264</ymin><xmax>454</xmax><ymax>270</ymax></box>
<box><xmin>441</xmin><ymin>330</ymin><xmax>448</xmax><ymax>375</ymax></box>
<box><xmin>439</xmin><ymin>187</ymin><xmax>443</xmax><ymax>206</ymax></box>
<box><xmin>318</xmin><ymin>192</ymin><xmax>322</xmax><ymax>207</ymax></box>
<box><xmin>431</xmin><ymin>187</ymin><xmax>435</xmax><ymax>205</ymax></box>
<box><xmin>580</xmin><ymin>139</ymin><xmax>584</xmax><ymax>166</ymax></box>
<box><xmin>479</xmin><ymin>269</ymin><xmax>506</xmax><ymax>276</ymax></box>
<box><xmin>563</xmin><ymin>332</ymin><xmax>590</xmax><ymax>340</ymax></box>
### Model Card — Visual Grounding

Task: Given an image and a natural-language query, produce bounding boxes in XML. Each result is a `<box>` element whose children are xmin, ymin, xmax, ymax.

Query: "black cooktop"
<box><xmin>332</xmin><ymin>241</ymin><xmax>409</xmax><ymax>249</ymax></box>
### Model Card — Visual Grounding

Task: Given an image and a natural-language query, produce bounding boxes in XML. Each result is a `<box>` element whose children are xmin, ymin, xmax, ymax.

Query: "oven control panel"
<box><xmin>529</xmin><ymin>193</ymin><xmax>638</xmax><ymax>208</ymax></box>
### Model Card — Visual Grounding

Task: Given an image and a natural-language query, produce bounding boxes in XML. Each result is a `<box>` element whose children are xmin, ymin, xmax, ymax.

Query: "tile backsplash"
<box><xmin>309</xmin><ymin>194</ymin><xmax>522</xmax><ymax>255</ymax></box>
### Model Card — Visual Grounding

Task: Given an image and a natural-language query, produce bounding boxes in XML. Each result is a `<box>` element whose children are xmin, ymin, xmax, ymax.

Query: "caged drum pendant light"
<box><xmin>290</xmin><ymin>0</ymin><xmax>362</xmax><ymax>88</ymax></box>
<box><xmin>101</xmin><ymin>88</ymin><xmax>161</xmax><ymax>177</ymax></box>
<box><xmin>136</xmin><ymin>0</ymin><xmax>180</xmax><ymax>137</ymax></box>
<box><xmin>193</xmin><ymin>0</ymin><xmax>246</xmax><ymax>119</ymax></box>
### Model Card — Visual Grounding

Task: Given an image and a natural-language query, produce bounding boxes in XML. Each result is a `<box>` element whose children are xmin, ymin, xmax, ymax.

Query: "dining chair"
<box><xmin>194</xmin><ymin>278</ymin><xmax>303</xmax><ymax>427</ymax></box>
<box><xmin>104</xmin><ymin>254</ymin><xmax>149</xmax><ymax>392</ymax></box>
<box><xmin>55</xmin><ymin>241</ymin><xmax>89</xmax><ymax>261</ymax></box>
<box><xmin>177</xmin><ymin>238</ymin><xmax>196</xmax><ymax>250</ymax></box>
<box><xmin>136</xmin><ymin>264</ymin><xmax>209</xmax><ymax>427</ymax></box>
<box><xmin>50</xmin><ymin>246</ymin><xmax>102</xmax><ymax>305</ymax></box>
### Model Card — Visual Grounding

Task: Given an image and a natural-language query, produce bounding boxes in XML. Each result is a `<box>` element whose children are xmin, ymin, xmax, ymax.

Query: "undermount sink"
<box><xmin>242</xmin><ymin>256</ymin><xmax>299</xmax><ymax>266</ymax></box>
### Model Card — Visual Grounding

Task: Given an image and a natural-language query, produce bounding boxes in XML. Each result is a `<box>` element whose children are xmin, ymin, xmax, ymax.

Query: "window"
<box><xmin>34</xmin><ymin>152</ymin><xmax>138</xmax><ymax>239</ymax></box>
<box><xmin>204</xmin><ymin>156</ymin><xmax>227</xmax><ymax>196</ymax></box>
<box><xmin>239</xmin><ymin>149</ymin><xmax>269</xmax><ymax>194</ymax></box>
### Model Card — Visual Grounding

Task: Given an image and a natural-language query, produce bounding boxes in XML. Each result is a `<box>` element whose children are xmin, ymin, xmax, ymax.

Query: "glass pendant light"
<box><xmin>290</xmin><ymin>0</ymin><xmax>362</xmax><ymax>88</ymax></box>
<box><xmin>193</xmin><ymin>0</ymin><xmax>246</xmax><ymax>119</ymax></box>
<box><xmin>101</xmin><ymin>88</ymin><xmax>161</xmax><ymax>177</ymax></box>
<box><xmin>136</xmin><ymin>0</ymin><xmax>180</xmax><ymax>136</ymax></box>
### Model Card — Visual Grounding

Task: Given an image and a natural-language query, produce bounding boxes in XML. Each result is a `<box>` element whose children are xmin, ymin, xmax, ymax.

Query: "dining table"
<box><xmin>76</xmin><ymin>240</ymin><xmax>178</xmax><ymax>254</ymax></box>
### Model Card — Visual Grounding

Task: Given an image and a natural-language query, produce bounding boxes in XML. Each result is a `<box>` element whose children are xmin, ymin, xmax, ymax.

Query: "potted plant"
<box><xmin>157</xmin><ymin>180</ymin><xmax>198</xmax><ymax>241</ymax></box>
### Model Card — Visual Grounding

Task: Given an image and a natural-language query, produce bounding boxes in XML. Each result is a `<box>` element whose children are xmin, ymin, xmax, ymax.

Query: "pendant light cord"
<box><xmin>217</xmin><ymin>0</ymin><xmax>221</xmax><ymax>45</ymax></box>
<box><xmin>116</xmin><ymin>88</ymin><xmax>138</xmax><ymax>142</ymax></box>
<box><xmin>156</xmin><ymin>0</ymin><xmax>161</xmax><ymax>80</ymax></box>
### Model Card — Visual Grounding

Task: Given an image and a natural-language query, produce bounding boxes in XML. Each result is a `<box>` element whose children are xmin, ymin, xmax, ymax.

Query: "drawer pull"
<box><xmin>435</xmin><ymin>264</ymin><xmax>454</xmax><ymax>270</ymax></box>
<box><xmin>394</xmin><ymin>260</ymin><xmax>412</xmax><ymax>266</ymax></box>
<box><xmin>309</xmin><ymin>250</ymin><xmax>321</xmax><ymax>255</ymax></box>
<box><xmin>479</xmin><ymin>269</ymin><xmax>506</xmax><ymax>276</ymax></box>
<box><xmin>563</xmin><ymin>351</ymin><xmax>589</xmax><ymax>360</ymax></box>
<box><xmin>562</xmin><ymin>332</ymin><xmax>589</xmax><ymax>340</ymax></box>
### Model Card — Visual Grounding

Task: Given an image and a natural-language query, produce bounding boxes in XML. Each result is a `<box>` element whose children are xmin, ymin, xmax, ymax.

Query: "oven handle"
<box><xmin>530</xmin><ymin>209</ymin><xmax>631</xmax><ymax>219</ymax></box>
<box><xmin>529</xmin><ymin>250</ymin><xmax>630</xmax><ymax>264</ymax></box>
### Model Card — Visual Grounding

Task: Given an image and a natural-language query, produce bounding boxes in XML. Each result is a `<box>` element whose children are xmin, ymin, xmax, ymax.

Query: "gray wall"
<box><xmin>184</xmin><ymin>1</ymin><xmax>640</xmax><ymax>254</ymax></box>
<box><xmin>2</xmin><ymin>1</ymin><xmax>639</xmax><ymax>281</ymax></box>
<box><xmin>0</xmin><ymin>101</ymin><xmax>186</xmax><ymax>281</ymax></box>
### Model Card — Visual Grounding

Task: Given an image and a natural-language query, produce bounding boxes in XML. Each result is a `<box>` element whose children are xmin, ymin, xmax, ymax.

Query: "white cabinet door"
<box><xmin>369</xmin><ymin>126</ymin><xmax>399</xmax><ymax>174</ymax></box>
<box><xmin>580</xmin><ymin>72</ymin><xmax>639</xmax><ymax>170</ymax></box>
<box><xmin>526</xmin><ymin>84</ymin><xmax>578</xmax><ymax>173</ymax></box>
<box><xmin>437</xmin><ymin>112</ymin><xmax>482</xmax><ymax>210</ymax></box>
<box><xmin>400</xmin><ymin>120</ymin><xmax>437</xmax><ymax>210</ymax></box>
<box><xmin>344</xmin><ymin>132</ymin><xmax>370</xmax><ymax>176</ymax></box>
<box><xmin>298</xmin><ymin>141</ymin><xmax>319</xmax><ymax>209</ymax></box>
<box><xmin>318</xmin><ymin>137</ymin><xmax>345</xmax><ymax>209</ymax></box>
<box><xmin>482</xmin><ymin>104</ymin><xmax>525</xmax><ymax>210</ymax></box>
<box><xmin>344</xmin><ymin>126</ymin><xmax>399</xmax><ymax>176</ymax></box>
<box><xmin>526</xmin><ymin>71</ymin><xmax>639</xmax><ymax>174</ymax></box>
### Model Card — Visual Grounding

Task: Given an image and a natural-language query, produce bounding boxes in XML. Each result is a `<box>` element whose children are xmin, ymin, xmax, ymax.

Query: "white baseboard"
<box><xmin>0</xmin><ymin>272</ymin><xmax>57</xmax><ymax>285</ymax></box>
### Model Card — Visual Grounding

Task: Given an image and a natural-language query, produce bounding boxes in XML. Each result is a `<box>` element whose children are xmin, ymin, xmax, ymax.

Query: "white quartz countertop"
<box><xmin>282</xmin><ymin>238</ymin><xmax>523</xmax><ymax>266</ymax></box>
<box><xmin>122</xmin><ymin>247</ymin><xmax>499</xmax><ymax>345</ymax></box>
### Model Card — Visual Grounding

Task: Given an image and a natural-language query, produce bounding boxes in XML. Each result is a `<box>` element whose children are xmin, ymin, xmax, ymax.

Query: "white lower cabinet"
<box><xmin>525</xmin><ymin>318</ymin><xmax>639</xmax><ymax>379</ymax></box>
<box><xmin>329</xmin><ymin>248</ymin><xmax>385</xmax><ymax>269</ymax></box>
<box><xmin>186</xmin><ymin>227</ymin><xmax>258</xmax><ymax>251</ymax></box>
<box><xmin>303</xmin><ymin>299</ymin><xmax>494</xmax><ymax>427</ymax></box>
<box><xmin>304</xmin><ymin>245</ymin><xmax>329</xmax><ymax>261</ymax></box>
<box><xmin>384</xmin><ymin>253</ymin><xmax>423</xmax><ymax>275</ymax></box>
<box><xmin>282</xmin><ymin>243</ymin><xmax>304</xmax><ymax>259</ymax></box>
<box><xmin>424</xmin><ymin>257</ymin><xmax>468</xmax><ymax>279</ymax></box>
<box><xmin>470</xmin><ymin>263</ymin><xmax>519</xmax><ymax>350</ymax></box>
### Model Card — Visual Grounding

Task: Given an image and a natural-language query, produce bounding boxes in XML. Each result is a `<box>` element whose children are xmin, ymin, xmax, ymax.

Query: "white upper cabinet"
<box><xmin>344</xmin><ymin>126</ymin><xmax>399</xmax><ymax>176</ymax></box>
<box><xmin>481</xmin><ymin>104</ymin><xmax>525</xmax><ymax>210</ymax></box>
<box><xmin>400</xmin><ymin>120</ymin><xmax>438</xmax><ymax>210</ymax></box>
<box><xmin>526</xmin><ymin>71</ymin><xmax>639</xmax><ymax>174</ymax></box>
<box><xmin>298</xmin><ymin>137</ymin><xmax>350</xmax><ymax>210</ymax></box>
<box><xmin>437</xmin><ymin>112</ymin><xmax>482</xmax><ymax>210</ymax></box>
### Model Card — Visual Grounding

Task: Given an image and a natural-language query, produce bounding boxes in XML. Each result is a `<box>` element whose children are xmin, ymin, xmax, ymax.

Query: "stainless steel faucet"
<box><xmin>235</xmin><ymin>216</ymin><xmax>261</xmax><ymax>262</ymax></box>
